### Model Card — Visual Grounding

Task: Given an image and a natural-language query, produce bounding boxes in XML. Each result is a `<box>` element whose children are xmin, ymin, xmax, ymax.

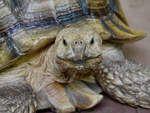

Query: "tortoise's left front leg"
<box><xmin>36</xmin><ymin>76</ymin><xmax>103</xmax><ymax>113</ymax></box>
<box><xmin>95</xmin><ymin>43</ymin><xmax>150</xmax><ymax>108</ymax></box>
<box><xmin>37</xmin><ymin>81</ymin><xmax>103</xmax><ymax>113</ymax></box>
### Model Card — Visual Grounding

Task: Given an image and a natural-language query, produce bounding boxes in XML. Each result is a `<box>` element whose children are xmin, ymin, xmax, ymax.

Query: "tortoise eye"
<box><xmin>63</xmin><ymin>39</ymin><xmax>67</xmax><ymax>46</ymax></box>
<box><xmin>90</xmin><ymin>38</ymin><xmax>94</xmax><ymax>45</ymax></box>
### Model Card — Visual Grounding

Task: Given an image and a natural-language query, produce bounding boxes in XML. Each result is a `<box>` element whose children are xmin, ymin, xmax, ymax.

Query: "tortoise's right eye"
<box><xmin>63</xmin><ymin>39</ymin><xmax>67</xmax><ymax>46</ymax></box>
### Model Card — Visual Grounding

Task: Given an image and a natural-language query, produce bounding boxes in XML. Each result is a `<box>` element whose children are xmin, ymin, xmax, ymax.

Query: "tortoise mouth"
<box><xmin>54</xmin><ymin>55</ymin><xmax>102</xmax><ymax>83</ymax></box>
<box><xmin>56</xmin><ymin>55</ymin><xmax>102</xmax><ymax>70</ymax></box>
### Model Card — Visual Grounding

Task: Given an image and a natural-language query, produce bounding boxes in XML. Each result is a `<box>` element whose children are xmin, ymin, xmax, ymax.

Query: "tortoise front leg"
<box><xmin>36</xmin><ymin>78</ymin><xmax>103</xmax><ymax>113</ymax></box>
<box><xmin>95</xmin><ymin>43</ymin><xmax>150</xmax><ymax>108</ymax></box>
<box><xmin>0</xmin><ymin>75</ymin><xmax>37</xmax><ymax>113</ymax></box>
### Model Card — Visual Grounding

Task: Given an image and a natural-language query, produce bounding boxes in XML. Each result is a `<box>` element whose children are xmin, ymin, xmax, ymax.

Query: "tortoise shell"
<box><xmin>0</xmin><ymin>0</ymin><xmax>146</xmax><ymax>69</ymax></box>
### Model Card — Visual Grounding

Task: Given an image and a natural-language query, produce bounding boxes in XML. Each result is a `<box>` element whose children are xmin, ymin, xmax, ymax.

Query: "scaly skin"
<box><xmin>96</xmin><ymin>43</ymin><xmax>150</xmax><ymax>108</ymax></box>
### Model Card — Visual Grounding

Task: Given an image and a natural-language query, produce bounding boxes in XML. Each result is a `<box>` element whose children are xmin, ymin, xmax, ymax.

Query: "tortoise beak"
<box><xmin>71</xmin><ymin>39</ymin><xmax>86</xmax><ymax>62</ymax></box>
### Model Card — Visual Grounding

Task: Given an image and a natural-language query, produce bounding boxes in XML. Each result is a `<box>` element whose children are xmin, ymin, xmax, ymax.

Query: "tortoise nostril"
<box><xmin>71</xmin><ymin>39</ymin><xmax>86</xmax><ymax>61</ymax></box>
<box><xmin>74</xmin><ymin>40</ymin><xmax>84</xmax><ymax>45</ymax></box>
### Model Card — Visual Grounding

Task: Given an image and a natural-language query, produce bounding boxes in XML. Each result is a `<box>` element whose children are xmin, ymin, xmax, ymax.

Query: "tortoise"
<box><xmin>0</xmin><ymin>0</ymin><xmax>149</xmax><ymax>113</ymax></box>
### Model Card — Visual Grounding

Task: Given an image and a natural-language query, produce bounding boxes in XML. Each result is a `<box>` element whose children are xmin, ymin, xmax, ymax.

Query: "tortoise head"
<box><xmin>54</xmin><ymin>27</ymin><xmax>102</xmax><ymax>83</ymax></box>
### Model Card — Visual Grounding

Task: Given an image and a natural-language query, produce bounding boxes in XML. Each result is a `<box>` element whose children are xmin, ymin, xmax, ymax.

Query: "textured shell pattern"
<box><xmin>0</xmin><ymin>0</ymin><xmax>145</xmax><ymax>69</ymax></box>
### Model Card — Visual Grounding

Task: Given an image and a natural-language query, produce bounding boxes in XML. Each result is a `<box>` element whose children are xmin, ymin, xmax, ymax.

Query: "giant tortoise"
<box><xmin>0</xmin><ymin>0</ymin><xmax>149</xmax><ymax>113</ymax></box>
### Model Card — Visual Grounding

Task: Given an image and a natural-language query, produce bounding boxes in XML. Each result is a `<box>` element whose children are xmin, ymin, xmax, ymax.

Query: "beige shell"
<box><xmin>0</xmin><ymin>0</ymin><xmax>146</xmax><ymax>69</ymax></box>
